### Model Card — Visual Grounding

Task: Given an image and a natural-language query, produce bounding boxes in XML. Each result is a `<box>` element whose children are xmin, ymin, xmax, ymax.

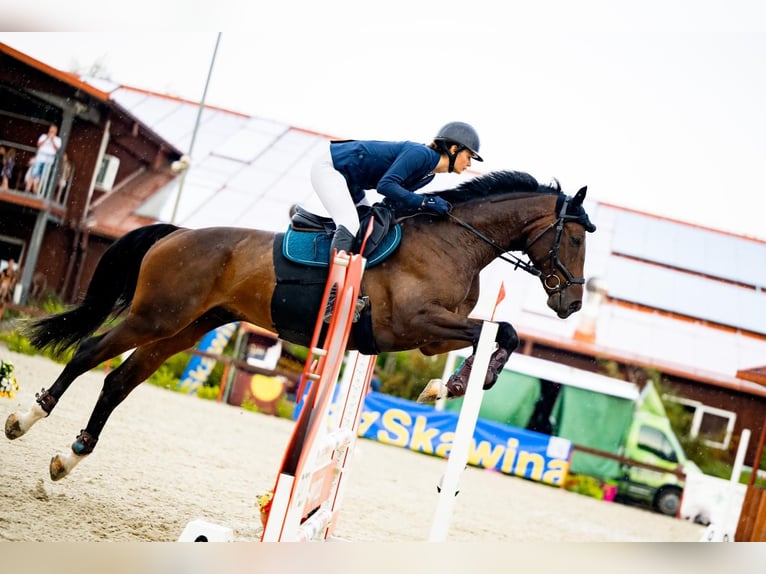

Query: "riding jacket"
<box><xmin>329</xmin><ymin>140</ymin><xmax>440</xmax><ymax>205</ymax></box>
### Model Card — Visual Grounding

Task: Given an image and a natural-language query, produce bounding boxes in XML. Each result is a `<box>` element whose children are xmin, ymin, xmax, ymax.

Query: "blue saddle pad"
<box><xmin>282</xmin><ymin>225</ymin><xmax>402</xmax><ymax>268</ymax></box>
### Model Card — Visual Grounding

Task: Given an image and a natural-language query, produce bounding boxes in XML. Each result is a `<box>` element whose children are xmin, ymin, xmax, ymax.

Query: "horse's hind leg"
<box><xmin>5</xmin><ymin>334</ymin><xmax>113</xmax><ymax>440</ymax></box>
<box><xmin>8</xmin><ymin>297</ymin><xmax>207</xmax><ymax>442</ymax></box>
<box><xmin>49</xmin><ymin>317</ymin><xmax>227</xmax><ymax>480</ymax></box>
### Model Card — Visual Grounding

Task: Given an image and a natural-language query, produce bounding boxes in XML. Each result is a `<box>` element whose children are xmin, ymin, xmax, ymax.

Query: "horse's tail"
<box><xmin>24</xmin><ymin>223</ymin><xmax>181</xmax><ymax>356</ymax></box>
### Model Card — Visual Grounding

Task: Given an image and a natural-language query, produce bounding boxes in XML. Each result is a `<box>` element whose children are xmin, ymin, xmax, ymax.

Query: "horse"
<box><xmin>4</xmin><ymin>170</ymin><xmax>596</xmax><ymax>480</ymax></box>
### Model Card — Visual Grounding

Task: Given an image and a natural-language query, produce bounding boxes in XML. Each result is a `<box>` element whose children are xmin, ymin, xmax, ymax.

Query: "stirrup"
<box><xmin>323</xmin><ymin>289</ymin><xmax>368</xmax><ymax>324</ymax></box>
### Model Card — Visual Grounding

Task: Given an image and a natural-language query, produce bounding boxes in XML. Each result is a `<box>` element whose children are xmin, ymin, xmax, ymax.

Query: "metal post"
<box><xmin>17</xmin><ymin>109</ymin><xmax>74</xmax><ymax>305</ymax></box>
<box><xmin>170</xmin><ymin>32</ymin><xmax>221</xmax><ymax>224</ymax></box>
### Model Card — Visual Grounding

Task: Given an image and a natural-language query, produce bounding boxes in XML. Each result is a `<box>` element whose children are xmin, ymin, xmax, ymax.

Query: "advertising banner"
<box><xmin>176</xmin><ymin>323</ymin><xmax>238</xmax><ymax>394</ymax></box>
<box><xmin>358</xmin><ymin>392</ymin><xmax>572</xmax><ymax>486</ymax></box>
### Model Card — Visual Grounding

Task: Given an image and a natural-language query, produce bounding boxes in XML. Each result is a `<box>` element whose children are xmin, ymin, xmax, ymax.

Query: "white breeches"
<box><xmin>310</xmin><ymin>143</ymin><xmax>368</xmax><ymax>235</ymax></box>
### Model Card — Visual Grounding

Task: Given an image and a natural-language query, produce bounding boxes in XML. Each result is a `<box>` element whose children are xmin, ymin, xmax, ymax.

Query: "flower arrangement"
<box><xmin>255</xmin><ymin>490</ymin><xmax>274</xmax><ymax>526</ymax></box>
<box><xmin>0</xmin><ymin>359</ymin><xmax>19</xmax><ymax>399</ymax></box>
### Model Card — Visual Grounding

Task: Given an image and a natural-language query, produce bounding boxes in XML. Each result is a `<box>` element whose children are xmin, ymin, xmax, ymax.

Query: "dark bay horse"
<box><xmin>5</xmin><ymin>170</ymin><xmax>595</xmax><ymax>480</ymax></box>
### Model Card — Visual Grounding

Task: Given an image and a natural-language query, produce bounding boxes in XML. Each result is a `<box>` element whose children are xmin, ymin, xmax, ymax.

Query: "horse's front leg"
<box><xmin>417</xmin><ymin>321</ymin><xmax>518</xmax><ymax>402</ymax></box>
<box><xmin>443</xmin><ymin>321</ymin><xmax>518</xmax><ymax>397</ymax></box>
<box><xmin>49</xmin><ymin>316</ymin><xmax>226</xmax><ymax>481</ymax></box>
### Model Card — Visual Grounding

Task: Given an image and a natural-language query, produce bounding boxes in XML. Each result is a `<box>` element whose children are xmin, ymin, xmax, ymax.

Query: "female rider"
<box><xmin>310</xmin><ymin>121</ymin><xmax>483</xmax><ymax>260</ymax></box>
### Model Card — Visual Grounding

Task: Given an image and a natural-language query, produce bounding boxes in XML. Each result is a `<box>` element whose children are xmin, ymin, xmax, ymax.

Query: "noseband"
<box><xmin>447</xmin><ymin>195</ymin><xmax>586</xmax><ymax>293</ymax></box>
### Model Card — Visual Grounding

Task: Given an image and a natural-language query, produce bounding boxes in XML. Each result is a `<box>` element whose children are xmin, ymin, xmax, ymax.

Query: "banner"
<box><xmin>176</xmin><ymin>323</ymin><xmax>238</xmax><ymax>394</ymax></box>
<box><xmin>358</xmin><ymin>392</ymin><xmax>572</xmax><ymax>486</ymax></box>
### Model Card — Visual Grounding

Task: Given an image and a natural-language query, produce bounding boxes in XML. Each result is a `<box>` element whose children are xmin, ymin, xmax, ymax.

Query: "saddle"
<box><xmin>283</xmin><ymin>203</ymin><xmax>401</xmax><ymax>268</ymax></box>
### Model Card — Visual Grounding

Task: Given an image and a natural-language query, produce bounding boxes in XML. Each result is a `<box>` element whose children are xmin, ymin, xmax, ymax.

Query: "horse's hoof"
<box><xmin>50</xmin><ymin>455</ymin><xmax>69</xmax><ymax>481</ymax></box>
<box><xmin>49</xmin><ymin>450</ymin><xmax>87</xmax><ymax>481</ymax></box>
<box><xmin>417</xmin><ymin>379</ymin><xmax>447</xmax><ymax>403</ymax></box>
<box><xmin>5</xmin><ymin>413</ymin><xmax>24</xmax><ymax>439</ymax></box>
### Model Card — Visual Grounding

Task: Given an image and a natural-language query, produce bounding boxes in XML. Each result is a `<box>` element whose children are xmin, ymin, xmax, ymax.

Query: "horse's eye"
<box><xmin>571</xmin><ymin>236</ymin><xmax>582</xmax><ymax>246</ymax></box>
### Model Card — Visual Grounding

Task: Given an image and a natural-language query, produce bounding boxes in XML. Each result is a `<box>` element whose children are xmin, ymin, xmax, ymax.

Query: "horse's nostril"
<box><xmin>570</xmin><ymin>301</ymin><xmax>582</xmax><ymax>313</ymax></box>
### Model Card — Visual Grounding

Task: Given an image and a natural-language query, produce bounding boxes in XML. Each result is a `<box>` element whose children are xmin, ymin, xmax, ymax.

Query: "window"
<box><xmin>637</xmin><ymin>425</ymin><xmax>679</xmax><ymax>463</ymax></box>
<box><xmin>664</xmin><ymin>395</ymin><xmax>736</xmax><ymax>450</ymax></box>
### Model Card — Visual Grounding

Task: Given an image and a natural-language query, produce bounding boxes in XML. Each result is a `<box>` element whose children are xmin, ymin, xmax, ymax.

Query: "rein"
<box><xmin>447</xmin><ymin>214</ymin><xmax>541</xmax><ymax>277</ymax></box>
<box><xmin>446</xmin><ymin>195</ymin><xmax>586</xmax><ymax>292</ymax></box>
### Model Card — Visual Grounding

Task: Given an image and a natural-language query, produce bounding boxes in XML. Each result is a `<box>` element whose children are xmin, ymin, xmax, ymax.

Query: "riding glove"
<box><xmin>420</xmin><ymin>196</ymin><xmax>451</xmax><ymax>215</ymax></box>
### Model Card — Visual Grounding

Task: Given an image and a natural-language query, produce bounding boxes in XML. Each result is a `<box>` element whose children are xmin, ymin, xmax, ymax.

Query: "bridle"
<box><xmin>447</xmin><ymin>195</ymin><xmax>586</xmax><ymax>294</ymax></box>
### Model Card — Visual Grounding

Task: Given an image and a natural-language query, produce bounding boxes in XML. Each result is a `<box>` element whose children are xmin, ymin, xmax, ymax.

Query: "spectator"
<box><xmin>25</xmin><ymin>124</ymin><xmax>62</xmax><ymax>194</ymax></box>
<box><xmin>56</xmin><ymin>152</ymin><xmax>73</xmax><ymax>201</ymax></box>
<box><xmin>1</xmin><ymin>147</ymin><xmax>15</xmax><ymax>190</ymax></box>
<box><xmin>369</xmin><ymin>368</ymin><xmax>382</xmax><ymax>393</ymax></box>
<box><xmin>0</xmin><ymin>259</ymin><xmax>19</xmax><ymax>304</ymax></box>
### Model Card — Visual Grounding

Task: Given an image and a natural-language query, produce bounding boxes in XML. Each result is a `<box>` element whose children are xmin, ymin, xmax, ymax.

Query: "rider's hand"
<box><xmin>385</xmin><ymin>193</ymin><xmax>423</xmax><ymax>216</ymax></box>
<box><xmin>420</xmin><ymin>196</ymin><xmax>451</xmax><ymax>215</ymax></box>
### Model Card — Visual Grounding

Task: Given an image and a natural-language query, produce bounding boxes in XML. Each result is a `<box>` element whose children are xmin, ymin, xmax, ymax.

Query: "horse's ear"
<box><xmin>573</xmin><ymin>186</ymin><xmax>587</xmax><ymax>205</ymax></box>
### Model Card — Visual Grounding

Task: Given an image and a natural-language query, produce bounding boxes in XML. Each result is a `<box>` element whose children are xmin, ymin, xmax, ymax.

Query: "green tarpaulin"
<box><xmin>552</xmin><ymin>385</ymin><xmax>635</xmax><ymax>480</ymax></box>
<box><xmin>444</xmin><ymin>362</ymin><xmax>636</xmax><ymax>480</ymax></box>
<box><xmin>443</xmin><ymin>367</ymin><xmax>541</xmax><ymax>427</ymax></box>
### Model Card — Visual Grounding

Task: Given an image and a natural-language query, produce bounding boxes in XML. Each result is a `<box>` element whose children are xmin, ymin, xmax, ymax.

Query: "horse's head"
<box><xmin>524</xmin><ymin>185</ymin><xmax>596</xmax><ymax>318</ymax></box>
<box><xmin>427</xmin><ymin>170</ymin><xmax>596</xmax><ymax>320</ymax></box>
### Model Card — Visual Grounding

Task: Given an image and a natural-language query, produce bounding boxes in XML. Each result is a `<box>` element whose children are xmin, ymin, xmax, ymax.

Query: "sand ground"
<box><xmin>0</xmin><ymin>347</ymin><xmax>706</xmax><ymax>542</ymax></box>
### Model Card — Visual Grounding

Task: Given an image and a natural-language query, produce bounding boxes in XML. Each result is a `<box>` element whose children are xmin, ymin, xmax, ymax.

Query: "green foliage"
<box><xmin>275</xmin><ymin>396</ymin><xmax>296</xmax><ymax>419</ymax></box>
<box><xmin>239</xmin><ymin>394</ymin><xmax>295</xmax><ymax>419</ymax></box>
<box><xmin>1</xmin><ymin>324</ymin><xmax>77</xmax><ymax>365</ymax></box>
<box><xmin>240</xmin><ymin>397</ymin><xmax>260</xmax><ymax>413</ymax></box>
<box><xmin>158</xmin><ymin>352</ymin><xmax>193</xmax><ymax>379</ymax></box>
<box><xmin>282</xmin><ymin>341</ymin><xmax>308</xmax><ymax>363</ymax></box>
<box><xmin>208</xmin><ymin>359</ymin><xmax>225</xmax><ymax>388</ymax></box>
<box><xmin>1</xmin><ymin>329</ymin><xmax>39</xmax><ymax>355</ymax></box>
<box><xmin>565</xmin><ymin>473</ymin><xmax>605</xmax><ymax>500</ymax></box>
<box><xmin>196</xmin><ymin>384</ymin><xmax>220</xmax><ymax>401</ymax></box>
<box><xmin>147</xmin><ymin>364</ymin><xmax>180</xmax><ymax>390</ymax></box>
<box><xmin>40</xmin><ymin>297</ymin><xmax>66</xmax><ymax>315</ymax></box>
<box><xmin>596</xmin><ymin>358</ymin><xmax>623</xmax><ymax>379</ymax></box>
<box><xmin>376</xmin><ymin>350</ymin><xmax>447</xmax><ymax>401</ymax></box>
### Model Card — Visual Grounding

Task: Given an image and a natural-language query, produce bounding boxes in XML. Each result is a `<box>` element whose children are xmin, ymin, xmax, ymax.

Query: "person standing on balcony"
<box><xmin>1</xmin><ymin>147</ymin><xmax>16</xmax><ymax>190</ymax></box>
<box><xmin>25</xmin><ymin>123</ymin><xmax>61</xmax><ymax>194</ymax></box>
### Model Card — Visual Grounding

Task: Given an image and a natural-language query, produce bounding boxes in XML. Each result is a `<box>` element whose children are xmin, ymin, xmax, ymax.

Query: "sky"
<box><xmin>2</xmin><ymin>1</ymin><xmax>765</xmax><ymax>240</ymax></box>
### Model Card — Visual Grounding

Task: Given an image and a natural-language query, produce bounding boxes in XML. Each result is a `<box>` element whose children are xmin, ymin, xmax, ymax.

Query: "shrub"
<box><xmin>564</xmin><ymin>473</ymin><xmax>605</xmax><ymax>500</ymax></box>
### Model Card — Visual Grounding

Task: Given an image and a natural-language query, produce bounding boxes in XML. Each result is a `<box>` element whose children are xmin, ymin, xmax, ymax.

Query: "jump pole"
<box><xmin>261</xmin><ymin>225</ymin><xmax>376</xmax><ymax>542</ymax></box>
<box><xmin>428</xmin><ymin>319</ymin><xmax>498</xmax><ymax>542</ymax></box>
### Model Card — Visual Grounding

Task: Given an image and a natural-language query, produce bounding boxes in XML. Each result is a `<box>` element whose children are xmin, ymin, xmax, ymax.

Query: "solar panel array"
<box><xmin>606</xmin><ymin>211</ymin><xmax>766</xmax><ymax>334</ymax></box>
<box><xmin>110</xmin><ymin>86</ymin><xmax>328</xmax><ymax>232</ymax></box>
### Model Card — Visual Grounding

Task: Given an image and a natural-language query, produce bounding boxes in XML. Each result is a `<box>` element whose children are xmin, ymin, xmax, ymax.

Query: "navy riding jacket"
<box><xmin>329</xmin><ymin>140</ymin><xmax>440</xmax><ymax>204</ymax></box>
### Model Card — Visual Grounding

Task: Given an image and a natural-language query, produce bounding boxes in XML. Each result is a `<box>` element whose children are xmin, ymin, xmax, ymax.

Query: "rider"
<box><xmin>310</xmin><ymin>121</ymin><xmax>483</xmax><ymax>262</ymax></box>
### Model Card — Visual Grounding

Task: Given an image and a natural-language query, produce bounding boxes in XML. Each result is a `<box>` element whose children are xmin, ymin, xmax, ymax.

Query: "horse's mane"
<box><xmin>430</xmin><ymin>170</ymin><xmax>561</xmax><ymax>204</ymax></box>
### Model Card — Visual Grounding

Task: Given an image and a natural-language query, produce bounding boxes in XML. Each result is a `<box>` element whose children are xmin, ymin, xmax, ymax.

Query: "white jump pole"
<box><xmin>428</xmin><ymin>320</ymin><xmax>498</xmax><ymax>542</ymax></box>
<box><xmin>731</xmin><ymin>428</ymin><xmax>750</xmax><ymax>483</ymax></box>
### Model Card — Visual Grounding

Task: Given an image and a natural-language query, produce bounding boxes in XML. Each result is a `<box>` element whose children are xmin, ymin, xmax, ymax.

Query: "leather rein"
<box><xmin>447</xmin><ymin>195</ymin><xmax>586</xmax><ymax>293</ymax></box>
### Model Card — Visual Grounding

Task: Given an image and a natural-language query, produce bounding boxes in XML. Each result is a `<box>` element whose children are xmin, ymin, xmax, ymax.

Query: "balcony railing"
<box><xmin>0</xmin><ymin>139</ymin><xmax>73</xmax><ymax>207</ymax></box>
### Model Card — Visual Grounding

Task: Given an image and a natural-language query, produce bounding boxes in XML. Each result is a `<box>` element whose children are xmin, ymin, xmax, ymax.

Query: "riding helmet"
<box><xmin>434</xmin><ymin>121</ymin><xmax>483</xmax><ymax>161</ymax></box>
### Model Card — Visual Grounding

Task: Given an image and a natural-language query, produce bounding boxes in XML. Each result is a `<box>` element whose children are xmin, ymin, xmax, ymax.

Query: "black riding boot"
<box><xmin>323</xmin><ymin>225</ymin><xmax>360</xmax><ymax>323</ymax></box>
<box><xmin>328</xmin><ymin>225</ymin><xmax>356</xmax><ymax>263</ymax></box>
